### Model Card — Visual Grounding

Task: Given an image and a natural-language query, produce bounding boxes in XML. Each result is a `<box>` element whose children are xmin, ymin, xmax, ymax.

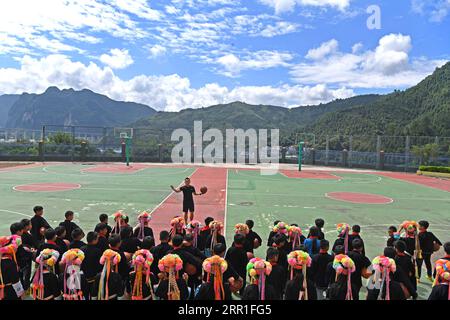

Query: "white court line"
<box><xmin>0</xmin><ymin>209</ymin><xmax>32</xmax><ymax>218</ymax></box>
<box><xmin>279</xmin><ymin>170</ymin><xmax>343</xmax><ymax>182</ymax></box>
<box><xmin>149</xmin><ymin>168</ymin><xmax>199</xmax><ymax>214</ymax></box>
<box><xmin>324</xmin><ymin>192</ymin><xmax>394</xmax><ymax>205</ymax></box>
<box><xmin>224</xmin><ymin>168</ymin><xmax>229</xmax><ymax>236</ymax></box>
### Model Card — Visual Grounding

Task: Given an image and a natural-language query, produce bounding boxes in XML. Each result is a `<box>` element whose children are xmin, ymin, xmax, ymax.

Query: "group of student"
<box><xmin>0</xmin><ymin>206</ymin><xmax>448</xmax><ymax>301</ymax></box>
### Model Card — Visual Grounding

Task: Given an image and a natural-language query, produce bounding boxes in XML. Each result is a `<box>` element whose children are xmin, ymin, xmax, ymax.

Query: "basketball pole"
<box><xmin>125</xmin><ymin>137</ymin><xmax>131</xmax><ymax>167</ymax></box>
<box><xmin>298</xmin><ymin>141</ymin><xmax>304</xmax><ymax>171</ymax></box>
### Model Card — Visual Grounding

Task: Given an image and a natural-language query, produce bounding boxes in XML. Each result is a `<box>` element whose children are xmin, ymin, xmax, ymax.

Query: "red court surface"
<box><xmin>375</xmin><ymin>172</ymin><xmax>450</xmax><ymax>192</ymax></box>
<box><xmin>0</xmin><ymin>162</ymin><xmax>45</xmax><ymax>172</ymax></box>
<box><xmin>150</xmin><ymin>167</ymin><xmax>228</xmax><ymax>236</ymax></box>
<box><xmin>13</xmin><ymin>182</ymin><xmax>81</xmax><ymax>192</ymax></box>
<box><xmin>280</xmin><ymin>170</ymin><xmax>340</xmax><ymax>180</ymax></box>
<box><xmin>325</xmin><ymin>192</ymin><xmax>394</xmax><ymax>204</ymax></box>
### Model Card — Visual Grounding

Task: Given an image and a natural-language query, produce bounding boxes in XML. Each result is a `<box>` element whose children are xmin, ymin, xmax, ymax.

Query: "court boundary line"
<box><xmin>279</xmin><ymin>170</ymin><xmax>343</xmax><ymax>181</ymax></box>
<box><xmin>224</xmin><ymin>168</ymin><xmax>229</xmax><ymax>235</ymax></box>
<box><xmin>0</xmin><ymin>209</ymin><xmax>32</xmax><ymax>218</ymax></box>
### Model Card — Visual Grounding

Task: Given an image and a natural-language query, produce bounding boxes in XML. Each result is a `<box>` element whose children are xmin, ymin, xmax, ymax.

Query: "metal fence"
<box><xmin>0</xmin><ymin>126</ymin><xmax>449</xmax><ymax>172</ymax></box>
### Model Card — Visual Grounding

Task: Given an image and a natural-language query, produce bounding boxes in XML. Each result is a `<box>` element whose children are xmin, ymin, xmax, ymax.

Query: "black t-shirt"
<box><xmin>225</xmin><ymin>246</ymin><xmax>248</xmax><ymax>278</ymax></box>
<box><xmin>242</xmin><ymin>283</ymin><xmax>278</xmax><ymax>300</ymax></box>
<box><xmin>80</xmin><ymin>245</ymin><xmax>103</xmax><ymax>279</ymax></box>
<box><xmin>326</xmin><ymin>276</ymin><xmax>358</xmax><ymax>300</ymax></box>
<box><xmin>348</xmin><ymin>234</ymin><xmax>365</xmax><ymax>255</ymax></box>
<box><xmin>0</xmin><ymin>258</ymin><xmax>22</xmax><ymax>300</ymax></box>
<box><xmin>128</xmin><ymin>271</ymin><xmax>157</xmax><ymax>299</ymax></box>
<box><xmin>310</xmin><ymin>252</ymin><xmax>334</xmax><ymax>288</ymax></box>
<box><xmin>194</xmin><ymin>280</ymin><xmax>232</xmax><ymax>300</ymax></box>
<box><xmin>266</xmin><ymin>263</ymin><xmax>287</xmax><ymax>299</ymax></box>
<box><xmin>198</xmin><ymin>227</ymin><xmax>211</xmax><ymax>251</ymax></box>
<box><xmin>34</xmin><ymin>272</ymin><xmax>60</xmax><ymax>300</ymax></box>
<box><xmin>21</xmin><ymin>231</ymin><xmax>35</xmax><ymax>249</ymax></box>
<box><xmin>59</xmin><ymin>220</ymin><xmax>82</xmax><ymax>242</ymax></box>
<box><xmin>284</xmin><ymin>277</ymin><xmax>317</xmax><ymax>300</ymax></box>
<box><xmin>347</xmin><ymin>250</ymin><xmax>371</xmax><ymax>289</ymax></box>
<box><xmin>180</xmin><ymin>185</ymin><xmax>196</xmax><ymax>204</ymax></box>
<box><xmin>92</xmin><ymin>271</ymin><xmax>124</xmax><ymax>300</ymax></box>
<box><xmin>155</xmin><ymin>278</ymin><xmax>189</xmax><ymax>300</ymax></box>
<box><xmin>55</xmin><ymin>238</ymin><xmax>68</xmax><ymax>254</ymax></box>
<box><xmin>133</xmin><ymin>226</ymin><xmax>154</xmax><ymax>239</ymax></box>
<box><xmin>30</xmin><ymin>215</ymin><xmax>51</xmax><ymax>245</ymax></box>
<box><xmin>110</xmin><ymin>249</ymin><xmax>130</xmax><ymax>281</ymax></box>
<box><xmin>246</xmin><ymin>230</ymin><xmax>262</xmax><ymax>251</ymax></box>
<box><xmin>150</xmin><ymin>242</ymin><xmax>173</xmax><ymax>276</ymax></box>
<box><xmin>120</xmin><ymin>238</ymin><xmax>141</xmax><ymax>254</ymax></box>
<box><xmin>96</xmin><ymin>236</ymin><xmax>109</xmax><ymax>254</ymax></box>
<box><xmin>205</xmin><ymin>234</ymin><xmax>226</xmax><ymax>251</ymax></box>
<box><xmin>419</xmin><ymin>231</ymin><xmax>442</xmax><ymax>254</ymax></box>
<box><xmin>70</xmin><ymin>240</ymin><xmax>86</xmax><ymax>249</ymax></box>
<box><xmin>428</xmin><ymin>284</ymin><xmax>449</xmax><ymax>300</ymax></box>
<box><xmin>400</xmin><ymin>237</ymin><xmax>416</xmax><ymax>256</ymax></box>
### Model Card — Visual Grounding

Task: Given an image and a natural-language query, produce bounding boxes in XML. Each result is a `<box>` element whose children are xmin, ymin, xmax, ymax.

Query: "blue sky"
<box><xmin>0</xmin><ymin>0</ymin><xmax>448</xmax><ymax>111</ymax></box>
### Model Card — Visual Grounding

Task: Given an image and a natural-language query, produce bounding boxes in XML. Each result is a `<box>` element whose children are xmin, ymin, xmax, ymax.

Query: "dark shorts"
<box><xmin>183</xmin><ymin>202</ymin><xmax>195</xmax><ymax>213</ymax></box>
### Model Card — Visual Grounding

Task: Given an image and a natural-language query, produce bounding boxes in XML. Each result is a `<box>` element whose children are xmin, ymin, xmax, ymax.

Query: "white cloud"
<box><xmin>412</xmin><ymin>0</ymin><xmax>450</xmax><ymax>22</ymax></box>
<box><xmin>259</xmin><ymin>0</ymin><xmax>351</xmax><ymax>14</ymax></box>
<box><xmin>111</xmin><ymin>0</ymin><xmax>162</xmax><ymax>21</ymax></box>
<box><xmin>0</xmin><ymin>54</ymin><xmax>354</xmax><ymax>111</ymax></box>
<box><xmin>216</xmin><ymin>51</ymin><xmax>294</xmax><ymax>77</ymax></box>
<box><xmin>258</xmin><ymin>21</ymin><xmax>301</xmax><ymax>37</ymax></box>
<box><xmin>148</xmin><ymin>45</ymin><xmax>167</xmax><ymax>58</ymax></box>
<box><xmin>100</xmin><ymin>49</ymin><xmax>134</xmax><ymax>69</ymax></box>
<box><xmin>305</xmin><ymin>39</ymin><xmax>338</xmax><ymax>60</ymax></box>
<box><xmin>291</xmin><ymin>33</ymin><xmax>447</xmax><ymax>88</ymax></box>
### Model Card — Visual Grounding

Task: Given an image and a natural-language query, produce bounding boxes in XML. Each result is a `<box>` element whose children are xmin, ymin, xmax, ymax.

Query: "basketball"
<box><xmin>200</xmin><ymin>186</ymin><xmax>208</xmax><ymax>194</ymax></box>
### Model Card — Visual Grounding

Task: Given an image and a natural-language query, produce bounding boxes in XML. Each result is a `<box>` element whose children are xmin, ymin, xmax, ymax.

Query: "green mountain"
<box><xmin>308</xmin><ymin>62</ymin><xmax>450</xmax><ymax>137</ymax></box>
<box><xmin>5</xmin><ymin>87</ymin><xmax>156</xmax><ymax>129</ymax></box>
<box><xmin>0</xmin><ymin>94</ymin><xmax>20</xmax><ymax>127</ymax></box>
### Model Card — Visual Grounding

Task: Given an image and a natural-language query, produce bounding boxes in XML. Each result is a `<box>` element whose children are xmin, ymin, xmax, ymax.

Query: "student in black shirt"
<box><xmin>36</xmin><ymin>228</ymin><xmax>63</xmax><ymax>275</ymax></box>
<box><xmin>69</xmin><ymin>228</ymin><xmax>86</xmax><ymax>249</ymax></box>
<box><xmin>307</xmin><ymin>218</ymin><xmax>326</xmax><ymax>240</ymax></box>
<box><xmin>92</xmin><ymin>249</ymin><xmax>124</xmax><ymax>300</ymax></box>
<box><xmin>99</xmin><ymin>214</ymin><xmax>112</xmax><ymax>238</ymax></box>
<box><xmin>310</xmin><ymin>239</ymin><xmax>334</xmax><ymax>300</ymax></box>
<box><xmin>30</xmin><ymin>206</ymin><xmax>51</xmax><ymax>247</ymax></box>
<box><xmin>54</xmin><ymin>226</ymin><xmax>69</xmax><ymax>255</ymax></box>
<box><xmin>394</xmin><ymin>240</ymin><xmax>417</xmax><ymax>292</ymax></box>
<box><xmin>272</xmin><ymin>233</ymin><xmax>289</xmax><ymax>269</ymax></box>
<box><xmin>169</xmin><ymin>216</ymin><xmax>186</xmax><ymax>240</ymax></box>
<box><xmin>108</xmin><ymin>234</ymin><xmax>130</xmax><ymax>286</ymax></box>
<box><xmin>94</xmin><ymin>223</ymin><xmax>109</xmax><ymax>253</ymax></box>
<box><xmin>242</xmin><ymin>258</ymin><xmax>277</xmax><ymax>300</ymax></box>
<box><xmin>80</xmin><ymin>232</ymin><xmax>103</xmax><ymax>299</ymax></box>
<box><xmin>267</xmin><ymin>220</ymin><xmax>281</xmax><ymax>247</ymax></box>
<box><xmin>265</xmin><ymin>247</ymin><xmax>287</xmax><ymax>300</ymax></box>
<box><xmin>205</xmin><ymin>221</ymin><xmax>226</xmax><ymax>256</ymax></box>
<box><xmin>59</xmin><ymin>248</ymin><xmax>89</xmax><ymax>300</ymax></box>
<box><xmin>59</xmin><ymin>211</ymin><xmax>82</xmax><ymax>242</ymax></box>
<box><xmin>133</xmin><ymin>211</ymin><xmax>154</xmax><ymax>240</ymax></box>
<box><xmin>348</xmin><ymin>225</ymin><xmax>365</xmax><ymax>255</ymax></box>
<box><xmin>284</xmin><ymin>250</ymin><xmax>317</xmax><ymax>300</ymax></box>
<box><xmin>182</xmin><ymin>234</ymin><xmax>207</xmax><ymax>261</ymax></box>
<box><xmin>417</xmin><ymin>220</ymin><xmax>442</xmax><ymax>281</ymax></box>
<box><xmin>120</xmin><ymin>226</ymin><xmax>141</xmax><ymax>254</ymax></box>
<box><xmin>225</xmin><ymin>234</ymin><xmax>248</xmax><ymax>294</ymax></box>
<box><xmin>327</xmin><ymin>254</ymin><xmax>358</xmax><ymax>300</ymax></box>
<box><xmin>198</xmin><ymin>217</ymin><xmax>214</xmax><ymax>252</ymax></box>
<box><xmin>212</xmin><ymin>243</ymin><xmax>243</xmax><ymax>293</ymax></box>
<box><xmin>386</xmin><ymin>226</ymin><xmax>398</xmax><ymax>247</ymax></box>
<box><xmin>151</xmin><ymin>231</ymin><xmax>173</xmax><ymax>277</ymax></box>
<box><xmin>347</xmin><ymin>239</ymin><xmax>372</xmax><ymax>299</ymax></box>
<box><xmin>129</xmin><ymin>249</ymin><xmax>157</xmax><ymax>300</ymax></box>
<box><xmin>141</xmin><ymin>236</ymin><xmax>155</xmax><ymax>250</ymax></box>
<box><xmin>155</xmin><ymin>253</ymin><xmax>190</xmax><ymax>300</ymax></box>
<box><xmin>245</xmin><ymin>220</ymin><xmax>262</xmax><ymax>252</ymax></box>
<box><xmin>428</xmin><ymin>258</ymin><xmax>449</xmax><ymax>300</ymax></box>
<box><xmin>0</xmin><ymin>235</ymin><xmax>24</xmax><ymax>300</ymax></box>
<box><xmin>195</xmin><ymin>255</ymin><xmax>232</xmax><ymax>300</ymax></box>
<box><xmin>31</xmin><ymin>248</ymin><xmax>61</xmax><ymax>300</ymax></box>
<box><xmin>170</xmin><ymin>177</ymin><xmax>204</xmax><ymax>223</ymax></box>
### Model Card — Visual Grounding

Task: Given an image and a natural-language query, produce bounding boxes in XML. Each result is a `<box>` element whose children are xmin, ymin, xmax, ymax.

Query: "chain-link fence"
<box><xmin>0</xmin><ymin>127</ymin><xmax>449</xmax><ymax>172</ymax></box>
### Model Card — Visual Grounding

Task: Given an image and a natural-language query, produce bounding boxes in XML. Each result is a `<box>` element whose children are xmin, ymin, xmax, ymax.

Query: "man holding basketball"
<box><xmin>171</xmin><ymin>177</ymin><xmax>206</xmax><ymax>223</ymax></box>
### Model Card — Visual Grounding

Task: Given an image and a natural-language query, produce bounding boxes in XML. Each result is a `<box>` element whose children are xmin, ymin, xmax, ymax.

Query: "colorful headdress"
<box><xmin>400</xmin><ymin>220</ymin><xmax>418</xmax><ymax>234</ymax></box>
<box><xmin>287</xmin><ymin>250</ymin><xmax>311</xmax><ymax>300</ymax></box>
<box><xmin>32</xmin><ymin>249</ymin><xmax>60</xmax><ymax>300</ymax></box>
<box><xmin>371</xmin><ymin>256</ymin><xmax>396</xmax><ymax>300</ymax></box>
<box><xmin>158</xmin><ymin>254</ymin><xmax>183</xmax><ymax>300</ymax></box>
<box><xmin>203</xmin><ymin>256</ymin><xmax>228</xmax><ymax>300</ymax></box>
<box><xmin>0</xmin><ymin>235</ymin><xmax>22</xmax><ymax>300</ymax></box>
<box><xmin>61</xmin><ymin>249</ymin><xmax>85</xmax><ymax>300</ymax></box>
<box><xmin>336</xmin><ymin>223</ymin><xmax>350</xmax><ymax>253</ymax></box>
<box><xmin>186</xmin><ymin>221</ymin><xmax>201</xmax><ymax>248</ymax></box>
<box><xmin>98</xmin><ymin>249</ymin><xmax>121</xmax><ymax>300</ymax></box>
<box><xmin>112</xmin><ymin>211</ymin><xmax>128</xmax><ymax>234</ymax></box>
<box><xmin>136</xmin><ymin>211</ymin><xmax>152</xmax><ymax>241</ymax></box>
<box><xmin>434</xmin><ymin>259</ymin><xmax>450</xmax><ymax>300</ymax></box>
<box><xmin>333</xmin><ymin>254</ymin><xmax>355</xmax><ymax>300</ymax></box>
<box><xmin>273</xmin><ymin>222</ymin><xmax>289</xmax><ymax>235</ymax></box>
<box><xmin>169</xmin><ymin>217</ymin><xmax>185</xmax><ymax>238</ymax></box>
<box><xmin>288</xmin><ymin>226</ymin><xmax>302</xmax><ymax>250</ymax></box>
<box><xmin>234</xmin><ymin>223</ymin><xmax>249</xmax><ymax>235</ymax></box>
<box><xmin>131</xmin><ymin>249</ymin><xmax>155</xmax><ymax>300</ymax></box>
<box><xmin>246</xmin><ymin>258</ymin><xmax>272</xmax><ymax>300</ymax></box>
<box><xmin>209</xmin><ymin>221</ymin><xmax>224</xmax><ymax>251</ymax></box>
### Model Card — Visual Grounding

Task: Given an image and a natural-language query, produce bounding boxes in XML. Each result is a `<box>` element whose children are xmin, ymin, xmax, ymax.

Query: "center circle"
<box><xmin>325</xmin><ymin>192</ymin><xmax>393</xmax><ymax>204</ymax></box>
<box><xmin>13</xmin><ymin>183</ymin><xmax>81</xmax><ymax>192</ymax></box>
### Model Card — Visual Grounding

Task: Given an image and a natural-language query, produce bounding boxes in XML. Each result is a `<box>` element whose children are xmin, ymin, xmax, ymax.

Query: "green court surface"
<box><xmin>0</xmin><ymin>162</ymin><xmax>449</xmax><ymax>299</ymax></box>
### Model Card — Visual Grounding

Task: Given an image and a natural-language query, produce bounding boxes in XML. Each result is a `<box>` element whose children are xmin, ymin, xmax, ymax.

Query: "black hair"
<box><xmin>72</xmin><ymin>228</ymin><xmax>84</xmax><ymax>240</ymax></box>
<box><xmin>315</xmin><ymin>218</ymin><xmax>325</xmax><ymax>228</ymax></box>
<box><xmin>333</xmin><ymin>245</ymin><xmax>345</xmax><ymax>255</ymax></box>
<box><xmin>245</xmin><ymin>220</ymin><xmax>254</xmax><ymax>229</ymax></box>
<box><xmin>395</xmin><ymin>240</ymin><xmax>406</xmax><ymax>253</ymax></box>
<box><xmin>109</xmin><ymin>234</ymin><xmax>121</xmax><ymax>248</ymax></box>
<box><xmin>266</xmin><ymin>247</ymin><xmax>279</xmax><ymax>260</ymax></box>
<box><xmin>20</xmin><ymin>219</ymin><xmax>31</xmax><ymax>227</ymax></box>
<box><xmin>141</xmin><ymin>236</ymin><xmax>155</xmax><ymax>249</ymax></box>
<box><xmin>45</xmin><ymin>228</ymin><xmax>56</xmax><ymax>241</ymax></box>
<box><xmin>65</xmin><ymin>210</ymin><xmax>74</xmax><ymax>219</ymax></box>
<box><xmin>273</xmin><ymin>233</ymin><xmax>287</xmax><ymax>245</ymax></box>
<box><xmin>120</xmin><ymin>226</ymin><xmax>133</xmax><ymax>239</ymax></box>
<box><xmin>184</xmin><ymin>233</ymin><xmax>194</xmax><ymax>242</ymax></box>
<box><xmin>291</xmin><ymin>223</ymin><xmax>298</xmax><ymax>227</ymax></box>
<box><xmin>383</xmin><ymin>247</ymin><xmax>396</xmax><ymax>259</ymax></box>
<box><xmin>444</xmin><ymin>242</ymin><xmax>450</xmax><ymax>255</ymax></box>
<box><xmin>205</xmin><ymin>217</ymin><xmax>214</xmax><ymax>226</ymax></box>
<box><xmin>388</xmin><ymin>226</ymin><xmax>397</xmax><ymax>232</ymax></box>
<box><xmin>99</xmin><ymin>214</ymin><xmax>108</xmax><ymax>222</ymax></box>
<box><xmin>309</xmin><ymin>226</ymin><xmax>320</xmax><ymax>253</ymax></box>
<box><xmin>234</xmin><ymin>233</ymin><xmax>245</xmax><ymax>245</ymax></box>
<box><xmin>418</xmin><ymin>220</ymin><xmax>429</xmax><ymax>229</ymax></box>
<box><xmin>273</xmin><ymin>220</ymin><xmax>281</xmax><ymax>226</ymax></box>
<box><xmin>33</xmin><ymin>206</ymin><xmax>43</xmax><ymax>213</ymax></box>
<box><xmin>10</xmin><ymin>222</ymin><xmax>23</xmax><ymax>235</ymax></box>
<box><xmin>95</xmin><ymin>223</ymin><xmax>107</xmax><ymax>233</ymax></box>
<box><xmin>160</xmin><ymin>230</ymin><xmax>170</xmax><ymax>241</ymax></box>
<box><xmin>320</xmin><ymin>239</ymin><xmax>329</xmax><ymax>250</ymax></box>
<box><xmin>352</xmin><ymin>238</ymin><xmax>363</xmax><ymax>250</ymax></box>
<box><xmin>352</xmin><ymin>225</ymin><xmax>361</xmax><ymax>233</ymax></box>
<box><xmin>55</xmin><ymin>226</ymin><xmax>66</xmax><ymax>237</ymax></box>
<box><xmin>123</xmin><ymin>216</ymin><xmax>129</xmax><ymax>223</ymax></box>
<box><xmin>213</xmin><ymin>243</ymin><xmax>226</xmax><ymax>255</ymax></box>
<box><xmin>87</xmin><ymin>231</ymin><xmax>98</xmax><ymax>244</ymax></box>
<box><xmin>172</xmin><ymin>235</ymin><xmax>183</xmax><ymax>247</ymax></box>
